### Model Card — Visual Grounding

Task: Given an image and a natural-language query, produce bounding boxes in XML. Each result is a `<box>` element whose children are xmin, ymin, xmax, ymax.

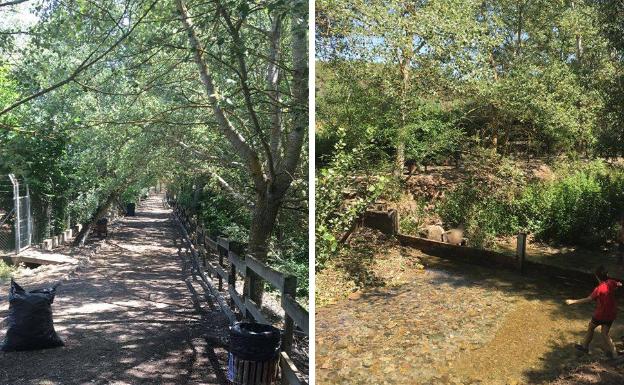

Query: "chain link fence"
<box><xmin>0</xmin><ymin>175</ymin><xmax>16</xmax><ymax>255</ymax></box>
<box><xmin>0</xmin><ymin>174</ymin><xmax>36</xmax><ymax>256</ymax></box>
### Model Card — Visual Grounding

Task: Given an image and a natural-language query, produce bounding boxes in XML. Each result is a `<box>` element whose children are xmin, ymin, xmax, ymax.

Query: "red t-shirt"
<box><xmin>591</xmin><ymin>279</ymin><xmax>619</xmax><ymax>321</ymax></box>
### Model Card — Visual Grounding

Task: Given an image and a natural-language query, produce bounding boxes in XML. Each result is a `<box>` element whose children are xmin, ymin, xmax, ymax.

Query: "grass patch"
<box><xmin>0</xmin><ymin>260</ymin><xmax>14</xmax><ymax>280</ymax></box>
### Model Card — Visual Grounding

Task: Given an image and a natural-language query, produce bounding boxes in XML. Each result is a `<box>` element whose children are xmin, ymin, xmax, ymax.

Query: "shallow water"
<box><xmin>316</xmin><ymin>258</ymin><xmax>622</xmax><ymax>385</ymax></box>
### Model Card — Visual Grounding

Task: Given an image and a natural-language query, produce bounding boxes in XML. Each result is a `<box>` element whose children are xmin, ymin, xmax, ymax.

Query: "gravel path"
<box><xmin>0</xmin><ymin>194</ymin><xmax>230</xmax><ymax>385</ymax></box>
<box><xmin>317</xmin><ymin>254</ymin><xmax>623</xmax><ymax>385</ymax></box>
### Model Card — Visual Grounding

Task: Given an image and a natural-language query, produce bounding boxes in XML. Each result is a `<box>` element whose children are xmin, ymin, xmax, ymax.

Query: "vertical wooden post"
<box><xmin>188</xmin><ymin>249</ymin><xmax>196</xmax><ymax>281</ymax></box>
<box><xmin>517</xmin><ymin>232</ymin><xmax>526</xmax><ymax>274</ymax></box>
<box><xmin>198</xmin><ymin>226</ymin><xmax>206</xmax><ymax>268</ymax></box>
<box><xmin>228</xmin><ymin>253</ymin><xmax>237</xmax><ymax>312</ymax></box>
<box><xmin>282</xmin><ymin>275</ymin><xmax>297</xmax><ymax>355</ymax></box>
<box><xmin>391</xmin><ymin>209</ymin><xmax>399</xmax><ymax>235</ymax></box>
<box><xmin>202</xmin><ymin>239</ymin><xmax>207</xmax><ymax>268</ymax></box>
<box><xmin>217</xmin><ymin>243</ymin><xmax>226</xmax><ymax>291</ymax></box>
<box><xmin>243</xmin><ymin>265</ymin><xmax>258</xmax><ymax>322</ymax></box>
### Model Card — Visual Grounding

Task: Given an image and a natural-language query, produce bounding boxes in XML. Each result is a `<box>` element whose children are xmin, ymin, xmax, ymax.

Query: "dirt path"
<box><xmin>316</xmin><ymin>254</ymin><xmax>624</xmax><ymax>385</ymax></box>
<box><xmin>0</xmin><ymin>194</ymin><xmax>230</xmax><ymax>385</ymax></box>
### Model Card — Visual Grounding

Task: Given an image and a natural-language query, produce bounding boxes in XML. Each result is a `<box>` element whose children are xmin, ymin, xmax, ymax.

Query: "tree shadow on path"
<box><xmin>0</xmin><ymin>195</ymin><xmax>230</xmax><ymax>385</ymax></box>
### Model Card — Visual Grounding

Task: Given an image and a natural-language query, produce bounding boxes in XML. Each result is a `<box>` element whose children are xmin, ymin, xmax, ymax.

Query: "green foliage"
<box><xmin>0</xmin><ymin>260</ymin><xmax>14</xmax><ymax>280</ymax></box>
<box><xmin>438</xmin><ymin>160</ymin><xmax>624</xmax><ymax>248</ymax></box>
<box><xmin>317</xmin><ymin>0</ymin><xmax>621</xmax><ymax>163</ymax></box>
<box><xmin>399</xmin><ymin>198</ymin><xmax>428</xmax><ymax>235</ymax></box>
<box><xmin>517</xmin><ymin>163</ymin><xmax>624</xmax><ymax>246</ymax></box>
<box><xmin>316</xmin><ymin>128</ymin><xmax>389</xmax><ymax>270</ymax></box>
<box><xmin>404</xmin><ymin>101</ymin><xmax>465</xmax><ymax>166</ymax></box>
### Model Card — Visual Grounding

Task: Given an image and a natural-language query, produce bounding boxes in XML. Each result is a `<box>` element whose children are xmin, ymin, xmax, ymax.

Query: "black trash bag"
<box><xmin>1</xmin><ymin>279</ymin><xmax>64</xmax><ymax>352</ymax></box>
<box><xmin>229</xmin><ymin>322</ymin><xmax>281</xmax><ymax>361</ymax></box>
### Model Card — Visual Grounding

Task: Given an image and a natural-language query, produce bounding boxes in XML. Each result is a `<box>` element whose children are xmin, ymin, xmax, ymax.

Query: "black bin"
<box><xmin>126</xmin><ymin>203</ymin><xmax>136</xmax><ymax>216</ymax></box>
<box><xmin>95</xmin><ymin>218</ymin><xmax>108</xmax><ymax>238</ymax></box>
<box><xmin>228</xmin><ymin>322</ymin><xmax>281</xmax><ymax>384</ymax></box>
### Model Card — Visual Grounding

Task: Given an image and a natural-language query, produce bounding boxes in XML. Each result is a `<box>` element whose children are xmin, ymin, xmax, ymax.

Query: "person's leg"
<box><xmin>581</xmin><ymin>320</ymin><xmax>599</xmax><ymax>349</ymax></box>
<box><xmin>601</xmin><ymin>324</ymin><xmax>617</xmax><ymax>357</ymax></box>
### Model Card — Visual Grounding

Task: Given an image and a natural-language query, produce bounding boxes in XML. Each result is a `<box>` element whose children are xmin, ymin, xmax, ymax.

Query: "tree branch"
<box><xmin>275</xmin><ymin>1</ymin><xmax>307</xmax><ymax>193</ymax></box>
<box><xmin>216</xmin><ymin>0</ymin><xmax>276</xmax><ymax>180</ymax></box>
<box><xmin>0</xmin><ymin>0</ymin><xmax>29</xmax><ymax>7</ymax></box>
<box><xmin>175</xmin><ymin>0</ymin><xmax>266</xmax><ymax>192</ymax></box>
<box><xmin>0</xmin><ymin>0</ymin><xmax>159</xmax><ymax>118</ymax></box>
<box><xmin>267</xmin><ymin>14</ymin><xmax>283</xmax><ymax>160</ymax></box>
<box><xmin>206</xmin><ymin>169</ymin><xmax>253</xmax><ymax>209</ymax></box>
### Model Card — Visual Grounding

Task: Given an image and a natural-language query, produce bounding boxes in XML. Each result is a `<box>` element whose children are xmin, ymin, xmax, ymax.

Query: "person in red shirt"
<box><xmin>565</xmin><ymin>265</ymin><xmax>622</xmax><ymax>358</ymax></box>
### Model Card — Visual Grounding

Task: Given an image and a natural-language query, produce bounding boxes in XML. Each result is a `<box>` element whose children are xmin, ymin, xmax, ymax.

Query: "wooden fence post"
<box><xmin>216</xmin><ymin>242</ymin><xmax>226</xmax><ymax>291</ymax></box>
<box><xmin>282</xmin><ymin>276</ymin><xmax>297</xmax><ymax>355</ymax></box>
<box><xmin>392</xmin><ymin>210</ymin><xmax>399</xmax><ymax>235</ymax></box>
<box><xmin>244</xmin><ymin>265</ymin><xmax>258</xmax><ymax>322</ymax></box>
<box><xmin>517</xmin><ymin>232</ymin><xmax>526</xmax><ymax>274</ymax></box>
<box><xmin>228</xmin><ymin>252</ymin><xmax>237</xmax><ymax>312</ymax></box>
<box><xmin>197</xmin><ymin>226</ymin><xmax>205</xmax><ymax>267</ymax></box>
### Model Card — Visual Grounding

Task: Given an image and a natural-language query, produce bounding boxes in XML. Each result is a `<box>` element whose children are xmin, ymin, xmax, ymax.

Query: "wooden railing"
<box><xmin>171</xmin><ymin>202</ymin><xmax>308</xmax><ymax>385</ymax></box>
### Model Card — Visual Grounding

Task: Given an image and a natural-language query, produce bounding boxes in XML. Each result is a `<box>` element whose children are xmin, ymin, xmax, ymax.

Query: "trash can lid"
<box><xmin>230</xmin><ymin>322</ymin><xmax>281</xmax><ymax>338</ymax></box>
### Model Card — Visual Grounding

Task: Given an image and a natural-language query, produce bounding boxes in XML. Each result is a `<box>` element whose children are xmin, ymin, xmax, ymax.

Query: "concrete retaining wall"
<box><xmin>362</xmin><ymin>209</ymin><xmax>398</xmax><ymax>236</ymax></box>
<box><xmin>397</xmin><ymin>233</ymin><xmax>599</xmax><ymax>288</ymax></box>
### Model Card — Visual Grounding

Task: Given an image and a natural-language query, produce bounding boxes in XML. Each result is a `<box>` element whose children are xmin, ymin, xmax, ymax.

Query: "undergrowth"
<box><xmin>0</xmin><ymin>260</ymin><xmax>14</xmax><ymax>280</ymax></box>
<box><xmin>437</xmin><ymin>158</ymin><xmax>624</xmax><ymax>248</ymax></box>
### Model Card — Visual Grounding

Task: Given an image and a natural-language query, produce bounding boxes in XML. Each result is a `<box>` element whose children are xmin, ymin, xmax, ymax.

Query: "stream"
<box><xmin>316</xmin><ymin>258</ymin><xmax>622</xmax><ymax>384</ymax></box>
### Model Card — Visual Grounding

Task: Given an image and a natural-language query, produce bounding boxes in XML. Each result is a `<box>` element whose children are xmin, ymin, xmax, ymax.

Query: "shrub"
<box><xmin>316</xmin><ymin>127</ymin><xmax>389</xmax><ymax>270</ymax></box>
<box><xmin>0</xmin><ymin>260</ymin><xmax>13</xmax><ymax>280</ymax></box>
<box><xmin>437</xmin><ymin>159</ymin><xmax>624</xmax><ymax>248</ymax></box>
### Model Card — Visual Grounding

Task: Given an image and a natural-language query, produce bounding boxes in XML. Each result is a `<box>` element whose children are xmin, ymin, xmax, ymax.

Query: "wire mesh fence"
<box><xmin>0</xmin><ymin>174</ymin><xmax>35</xmax><ymax>255</ymax></box>
<box><xmin>0</xmin><ymin>175</ymin><xmax>16</xmax><ymax>255</ymax></box>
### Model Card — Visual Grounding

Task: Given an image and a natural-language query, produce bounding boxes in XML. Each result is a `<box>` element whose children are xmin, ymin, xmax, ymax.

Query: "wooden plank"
<box><xmin>196</xmin><ymin>276</ymin><xmax>236</xmax><ymax>323</ymax></box>
<box><xmin>175</xmin><ymin>217</ymin><xmax>235</xmax><ymax>324</ymax></box>
<box><xmin>246</xmin><ymin>255</ymin><xmax>285</xmax><ymax>291</ymax></box>
<box><xmin>214</xmin><ymin>264</ymin><xmax>228</xmax><ymax>281</ymax></box>
<box><xmin>244</xmin><ymin>297</ymin><xmax>269</xmax><ymax>325</ymax></box>
<box><xmin>184</xmin><ymin>278</ymin><xmax>205</xmax><ymax>315</ymax></box>
<box><xmin>281</xmin><ymin>276</ymin><xmax>297</xmax><ymax>354</ymax></box>
<box><xmin>282</xmin><ymin>294</ymin><xmax>309</xmax><ymax>335</ymax></box>
<box><xmin>228</xmin><ymin>251</ymin><xmax>246</xmax><ymax>277</ymax></box>
<box><xmin>11</xmin><ymin>251</ymin><xmax>78</xmax><ymax>266</ymax></box>
<box><xmin>201</xmin><ymin>260</ymin><xmax>217</xmax><ymax>277</ymax></box>
<box><xmin>217</xmin><ymin>237</ymin><xmax>229</xmax><ymax>249</ymax></box>
<box><xmin>280</xmin><ymin>352</ymin><xmax>306</xmax><ymax>385</ymax></box>
<box><xmin>228</xmin><ymin>286</ymin><xmax>245</xmax><ymax>314</ymax></box>
<box><xmin>205</xmin><ymin>237</ymin><xmax>218</xmax><ymax>250</ymax></box>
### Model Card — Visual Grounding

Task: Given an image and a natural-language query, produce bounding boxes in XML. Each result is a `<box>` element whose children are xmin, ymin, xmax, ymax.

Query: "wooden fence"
<box><xmin>397</xmin><ymin>232</ymin><xmax>600</xmax><ymax>288</ymax></box>
<box><xmin>171</xmin><ymin>202</ymin><xmax>309</xmax><ymax>385</ymax></box>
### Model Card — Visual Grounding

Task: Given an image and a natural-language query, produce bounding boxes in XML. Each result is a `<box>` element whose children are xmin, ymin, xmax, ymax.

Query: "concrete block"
<box><xmin>43</xmin><ymin>239</ymin><xmax>53</xmax><ymax>251</ymax></box>
<box><xmin>52</xmin><ymin>236</ymin><xmax>58</xmax><ymax>248</ymax></box>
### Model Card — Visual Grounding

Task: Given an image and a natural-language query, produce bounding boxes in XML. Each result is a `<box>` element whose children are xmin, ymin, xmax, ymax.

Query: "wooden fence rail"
<box><xmin>170</xmin><ymin>202</ymin><xmax>308</xmax><ymax>385</ymax></box>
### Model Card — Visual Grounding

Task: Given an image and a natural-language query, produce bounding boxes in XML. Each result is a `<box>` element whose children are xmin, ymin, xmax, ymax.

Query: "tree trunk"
<box><xmin>396</xmin><ymin>141</ymin><xmax>406</xmax><ymax>176</ymax></box>
<box><xmin>572</xmin><ymin>1</ymin><xmax>583</xmax><ymax>63</ymax></box>
<box><xmin>247</xmin><ymin>189</ymin><xmax>281</xmax><ymax>305</ymax></box>
<box><xmin>395</xmin><ymin>55</ymin><xmax>410</xmax><ymax>176</ymax></box>
<box><xmin>191</xmin><ymin>180</ymin><xmax>205</xmax><ymax>214</ymax></box>
<box><xmin>72</xmin><ymin>192</ymin><xmax>119</xmax><ymax>247</ymax></box>
<box><xmin>516</xmin><ymin>1</ymin><xmax>523</xmax><ymax>58</ymax></box>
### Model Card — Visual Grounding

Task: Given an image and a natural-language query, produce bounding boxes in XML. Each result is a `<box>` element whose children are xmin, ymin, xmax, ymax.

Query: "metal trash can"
<box><xmin>126</xmin><ymin>203</ymin><xmax>136</xmax><ymax>216</ymax></box>
<box><xmin>228</xmin><ymin>322</ymin><xmax>281</xmax><ymax>384</ymax></box>
<box><xmin>95</xmin><ymin>218</ymin><xmax>108</xmax><ymax>238</ymax></box>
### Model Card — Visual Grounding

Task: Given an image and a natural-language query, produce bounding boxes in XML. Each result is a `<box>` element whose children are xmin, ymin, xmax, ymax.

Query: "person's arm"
<box><xmin>565</xmin><ymin>296</ymin><xmax>593</xmax><ymax>305</ymax></box>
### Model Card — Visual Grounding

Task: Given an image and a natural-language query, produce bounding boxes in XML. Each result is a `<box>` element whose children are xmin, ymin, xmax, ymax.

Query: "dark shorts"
<box><xmin>591</xmin><ymin>317</ymin><xmax>614</xmax><ymax>327</ymax></box>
